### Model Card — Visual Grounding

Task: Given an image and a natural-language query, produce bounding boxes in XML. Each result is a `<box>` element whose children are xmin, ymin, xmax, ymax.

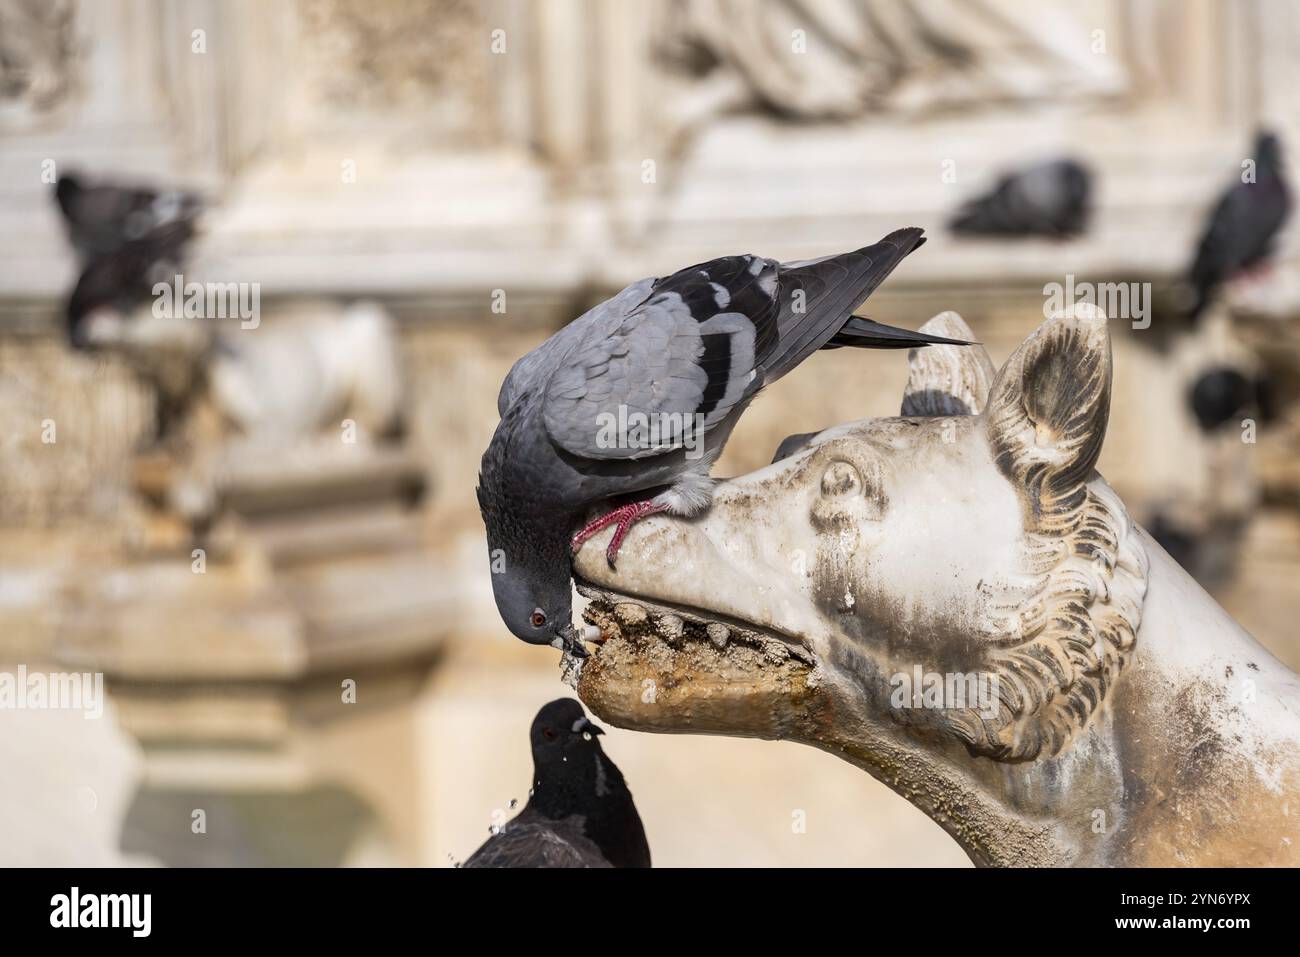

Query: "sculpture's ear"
<box><xmin>983</xmin><ymin>304</ymin><xmax>1112</xmax><ymax>512</ymax></box>
<box><xmin>900</xmin><ymin>312</ymin><xmax>995</xmax><ymax>416</ymax></box>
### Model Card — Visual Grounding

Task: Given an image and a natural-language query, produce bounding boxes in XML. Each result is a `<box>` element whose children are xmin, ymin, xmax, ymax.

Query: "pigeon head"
<box><xmin>1256</xmin><ymin>130</ymin><xmax>1283</xmax><ymax>173</ymax></box>
<box><xmin>530</xmin><ymin>698</ymin><xmax>605</xmax><ymax>753</ymax></box>
<box><xmin>486</xmin><ymin>552</ymin><xmax>579</xmax><ymax>651</ymax></box>
<box><xmin>527</xmin><ymin>699</ymin><xmax>621</xmax><ymax>817</ymax></box>
<box><xmin>477</xmin><ymin>465</ymin><xmax>588</xmax><ymax>653</ymax></box>
<box><xmin>1188</xmin><ymin>365</ymin><xmax>1257</xmax><ymax>431</ymax></box>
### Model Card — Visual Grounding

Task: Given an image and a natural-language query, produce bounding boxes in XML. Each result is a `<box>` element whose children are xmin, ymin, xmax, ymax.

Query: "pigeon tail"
<box><xmin>764</xmin><ymin>226</ymin><xmax>926</xmax><ymax>381</ymax></box>
<box><xmin>825</xmin><ymin>315</ymin><xmax>973</xmax><ymax>350</ymax></box>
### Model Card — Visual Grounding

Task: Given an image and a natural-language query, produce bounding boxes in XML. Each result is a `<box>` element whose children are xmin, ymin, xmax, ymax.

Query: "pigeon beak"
<box><xmin>554</xmin><ymin>623</ymin><xmax>589</xmax><ymax>658</ymax></box>
<box><xmin>572</xmin><ymin>716</ymin><xmax>605</xmax><ymax>736</ymax></box>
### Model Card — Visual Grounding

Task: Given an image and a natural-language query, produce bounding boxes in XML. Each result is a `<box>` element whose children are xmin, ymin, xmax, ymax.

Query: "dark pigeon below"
<box><xmin>462</xmin><ymin>698</ymin><xmax>650</xmax><ymax>868</ymax></box>
<box><xmin>55</xmin><ymin>172</ymin><xmax>201</xmax><ymax>264</ymax></box>
<box><xmin>1186</xmin><ymin>130</ymin><xmax>1292</xmax><ymax>320</ymax></box>
<box><xmin>478</xmin><ymin>227</ymin><xmax>965</xmax><ymax>653</ymax></box>
<box><xmin>949</xmin><ymin>158</ymin><xmax>1092</xmax><ymax>239</ymax></box>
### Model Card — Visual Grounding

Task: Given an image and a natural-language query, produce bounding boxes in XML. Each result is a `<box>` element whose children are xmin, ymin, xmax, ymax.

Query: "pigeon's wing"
<box><xmin>540</xmin><ymin>230</ymin><xmax>926</xmax><ymax>460</ymax></box>
<box><xmin>949</xmin><ymin>175</ymin><xmax>1017</xmax><ymax>234</ymax></box>
<box><xmin>65</xmin><ymin>221</ymin><xmax>198</xmax><ymax>345</ymax></box>
<box><xmin>462</xmin><ymin>820</ymin><xmax>613</xmax><ymax>869</ymax></box>
<box><xmin>540</xmin><ymin>256</ymin><xmax>781</xmax><ymax>460</ymax></box>
<box><xmin>56</xmin><ymin>176</ymin><xmax>201</xmax><ymax>260</ymax></box>
<box><xmin>1236</xmin><ymin>185</ymin><xmax>1291</xmax><ymax>267</ymax></box>
<box><xmin>497</xmin><ymin>278</ymin><xmax>656</xmax><ymax>417</ymax></box>
<box><xmin>1191</xmin><ymin>179</ymin><xmax>1291</xmax><ymax>280</ymax></box>
<box><xmin>67</xmin><ymin>233</ymin><xmax>170</xmax><ymax>317</ymax></box>
<box><xmin>57</xmin><ymin>179</ymin><xmax>153</xmax><ymax>233</ymax></box>
<box><xmin>1012</xmin><ymin>161</ymin><xmax>1090</xmax><ymax>236</ymax></box>
<box><xmin>950</xmin><ymin>161</ymin><xmax>1091</xmax><ymax>237</ymax></box>
<box><xmin>1190</xmin><ymin>186</ymin><xmax>1254</xmax><ymax>290</ymax></box>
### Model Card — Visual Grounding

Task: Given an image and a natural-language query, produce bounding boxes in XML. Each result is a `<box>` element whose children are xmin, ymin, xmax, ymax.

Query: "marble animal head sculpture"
<box><xmin>572</xmin><ymin>306</ymin><xmax>1300</xmax><ymax>866</ymax></box>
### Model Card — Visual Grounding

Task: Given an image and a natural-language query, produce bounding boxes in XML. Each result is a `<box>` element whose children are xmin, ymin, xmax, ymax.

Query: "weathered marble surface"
<box><xmin>573</xmin><ymin>309</ymin><xmax>1300</xmax><ymax>866</ymax></box>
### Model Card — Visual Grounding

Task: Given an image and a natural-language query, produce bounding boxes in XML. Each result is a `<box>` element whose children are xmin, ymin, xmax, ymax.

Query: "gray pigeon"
<box><xmin>462</xmin><ymin>698</ymin><xmax>650</xmax><ymax>868</ymax></box>
<box><xmin>1187</xmin><ymin>130</ymin><xmax>1292</xmax><ymax>320</ymax></box>
<box><xmin>949</xmin><ymin>159</ymin><xmax>1092</xmax><ymax>239</ymax></box>
<box><xmin>478</xmin><ymin>227</ymin><xmax>963</xmax><ymax>652</ymax></box>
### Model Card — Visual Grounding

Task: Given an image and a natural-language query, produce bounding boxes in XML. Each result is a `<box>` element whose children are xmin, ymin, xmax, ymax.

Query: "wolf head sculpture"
<box><xmin>572</xmin><ymin>306</ymin><xmax>1300</xmax><ymax>866</ymax></box>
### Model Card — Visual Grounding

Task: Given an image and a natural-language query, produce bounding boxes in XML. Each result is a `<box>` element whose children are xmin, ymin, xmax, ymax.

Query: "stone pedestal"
<box><xmin>51</xmin><ymin>438</ymin><xmax>452</xmax><ymax>865</ymax></box>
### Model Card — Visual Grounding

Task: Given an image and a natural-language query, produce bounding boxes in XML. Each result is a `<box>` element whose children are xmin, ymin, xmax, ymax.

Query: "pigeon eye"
<box><xmin>530</xmin><ymin>610</ymin><xmax>547</xmax><ymax>628</ymax></box>
<box><xmin>542</xmin><ymin>727</ymin><xmax>557</xmax><ymax>740</ymax></box>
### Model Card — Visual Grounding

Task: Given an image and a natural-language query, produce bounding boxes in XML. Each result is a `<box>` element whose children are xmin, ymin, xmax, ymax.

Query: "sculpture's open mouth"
<box><xmin>578</xmin><ymin>579</ymin><xmax>812</xmax><ymax>664</ymax></box>
<box><xmin>574</xmin><ymin>577</ymin><xmax>820</xmax><ymax>737</ymax></box>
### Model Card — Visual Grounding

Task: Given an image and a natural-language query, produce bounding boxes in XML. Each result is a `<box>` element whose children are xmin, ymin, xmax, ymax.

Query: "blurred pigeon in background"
<box><xmin>949</xmin><ymin>158</ymin><xmax>1092</xmax><ymax>239</ymax></box>
<box><xmin>54</xmin><ymin>173</ymin><xmax>202</xmax><ymax>349</ymax></box>
<box><xmin>62</xmin><ymin>221</ymin><xmax>197</xmax><ymax>349</ymax></box>
<box><xmin>462</xmin><ymin>698</ymin><xmax>650</xmax><ymax>868</ymax></box>
<box><xmin>1186</xmin><ymin>130</ymin><xmax>1292</xmax><ymax>320</ymax></box>
<box><xmin>478</xmin><ymin>227</ymin><xmax>965</xmax><ymax>654</ymax></box>
<box><xmin>55</xmin><ymin>172</ymin><xmax>201</xmax><ymax>263</ymax></box>
<box><xmin>1188</xmin><ymin>365</ymin><xmax>1275</xmax><ymax>432</ymax></box>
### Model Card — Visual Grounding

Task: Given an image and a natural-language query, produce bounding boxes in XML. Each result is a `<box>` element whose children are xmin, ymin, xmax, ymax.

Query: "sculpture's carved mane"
<box><xmin>949</xmin><ymin>475</ymin><xmax>1148</xmax><ymax>760</ymax></box>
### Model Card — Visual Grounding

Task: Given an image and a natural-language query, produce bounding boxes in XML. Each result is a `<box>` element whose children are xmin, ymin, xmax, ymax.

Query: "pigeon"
<box><xmin>1186</xmin><ymin>130</ymin><xmax>1292</xmax><ymax>320</ymax></box>
<box><xmin>949</xmin><ymin>158</ymin><xmax>1092</xmax><ymax>239</ymax></box>
<box><xmin>61</xmin><ymin>221</ymin><xmax>196</xmax><ymax>349</ymax></box>
<box><xmin>54</xmin><ymin>174</ymin><xmax>201</xmax><ymax>349</ymax></box>
<box><xmin>55</xmin><ymin>172</ymin><xmax>201</xmax><ymax>263</ymax></box>
<box><xmin>1187</xmin><ymin>365</ymin><xmax>1274</xmax><ymax>432</ymax></box>
<box><xmin>462</xmin><ymin>698</ymin><xmax>650</xmax><ymax>868</ymax></box>
<box><xmin>478</xmin><ymin>227</ymin><xmax>964</xmax><ymax>652</ymax></box>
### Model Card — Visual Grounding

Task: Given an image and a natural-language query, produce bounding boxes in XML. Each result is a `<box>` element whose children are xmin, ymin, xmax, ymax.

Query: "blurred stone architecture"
<box><xmin>0</xmin><ymin>0</ymin><xmax>1298</xmax><ymax>866</ymax></box>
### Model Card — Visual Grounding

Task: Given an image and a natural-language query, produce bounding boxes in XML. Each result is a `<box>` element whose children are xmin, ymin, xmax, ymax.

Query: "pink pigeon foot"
<box><xmin>571</xmin><ymin>500</ymin><xmax>668</xmax><ymax>568</ymax></box>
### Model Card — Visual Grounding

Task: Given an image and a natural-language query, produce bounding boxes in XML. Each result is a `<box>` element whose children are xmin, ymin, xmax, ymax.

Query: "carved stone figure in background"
<box><xmin>0</xmin><ymin>0</ymin><xmax>76</xmax><ymax>115</ymax></box>
<box><xmin>659</xmin><ymin>0</ymin><xmax>1126</xmax><ymax>123</ymax></box>
<box><xmin>51</xmin><ymin>172</ymin><xmax>407</xmax><ymax>528</ymax></box>
<box><xmin>572</xmin><ymin>306</ymin><xmax>1300</xmax><ymax>866</ymax></box>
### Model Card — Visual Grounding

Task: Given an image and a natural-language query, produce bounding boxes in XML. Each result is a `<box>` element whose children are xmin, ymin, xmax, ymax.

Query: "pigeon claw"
<box><xmin>571</xmin><ymin>500</ymin><xmax>668</xmax><ymax>569</ymax></box>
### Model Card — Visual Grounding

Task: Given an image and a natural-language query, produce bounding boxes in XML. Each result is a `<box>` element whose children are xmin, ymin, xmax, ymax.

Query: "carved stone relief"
<box><xmin>0</xmin><ymin>0</ymin><xmax>78</xmax><ymax>122</ymax></box>
<box><xmin>657</xmin><ymin>0</ymin><xmax>1128</xmax><ymax>124</ymax></box>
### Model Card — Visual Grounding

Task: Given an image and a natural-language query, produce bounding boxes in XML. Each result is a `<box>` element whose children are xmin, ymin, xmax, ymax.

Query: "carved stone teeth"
<box><xmin>614</xmin><ymin>602</ymin><xmax>648</xmax><ymax>626</ymax></box>
<box><xmin>706</xmin><ymin>622</ymin><xmax>730</xmax><ymax>649</ymax></box>
<box><xmin>658</xmin><ymin>614</ymin><xmax>684</xmax><ymax>643</ymax></box>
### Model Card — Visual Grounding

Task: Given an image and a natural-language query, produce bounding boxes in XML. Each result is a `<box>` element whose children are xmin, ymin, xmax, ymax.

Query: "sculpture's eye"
<box><xmin>821</xmin><ymin>460</ymin><xmax>862</xmax><ymax>497</ymax></box>
<box><xmin>530</xmin><ymin>610</ymin><xmax>547</xmax><ymax>628</ymax></box>
<box><xmin>811</xmin><ymin>453</ymin><xmax>887</xmax><ymax>532</ymax></box>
